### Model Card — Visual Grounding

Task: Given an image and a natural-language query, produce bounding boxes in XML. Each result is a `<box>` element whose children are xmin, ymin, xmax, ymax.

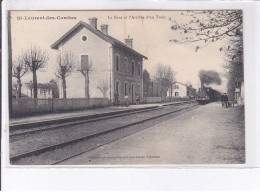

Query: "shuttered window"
<box><xmin>81</xmin><ymin>55</ymin><xmax>89</xmax><ymax>71</ymax></box>
<box><xmin>116</xmin><ymin>55</ymin><xmax>119</xmax><ymax>71</ymax></box>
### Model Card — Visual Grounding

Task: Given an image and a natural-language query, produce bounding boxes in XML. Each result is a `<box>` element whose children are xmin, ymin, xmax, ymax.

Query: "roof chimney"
<box><xmin>125</xmin><ymin>35</ymin><xmax>133</xmax><ymax>48</ymax></box>
<box><xmin>100</xmin><ymin>24</ymin><xmax>108</xmax><ymax>35</ymax></box>
<box><xmin>88</xmin><ymin>17</ymin><xmax>97</xmax><ymax>29</ymax></box>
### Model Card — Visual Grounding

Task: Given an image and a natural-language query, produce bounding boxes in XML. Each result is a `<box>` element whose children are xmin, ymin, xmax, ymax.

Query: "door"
<box><xmin>131</xmin><ymin>84</ymin><xmax>135</xmax><ymax>104</ymax></box>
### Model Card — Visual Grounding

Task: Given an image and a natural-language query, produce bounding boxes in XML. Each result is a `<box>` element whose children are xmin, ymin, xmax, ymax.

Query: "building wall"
<box><xmin>112</xmin><ymin>46</ymin><xmax>143</xmax><ymax>103</ymax></box>
<box><xmin>172</xmin><ymin>83</ymin><xmax>187</xmax><ymax>97</ymax></box>
<box><xmin>58</xmin><ymin>27</ymin><xmax>112</xmax><ymax>99</ymax></box>
<box><xmin>37</xmin><ymin>88</ymin><xmax>53</xmax><ymax>99</ymax></box>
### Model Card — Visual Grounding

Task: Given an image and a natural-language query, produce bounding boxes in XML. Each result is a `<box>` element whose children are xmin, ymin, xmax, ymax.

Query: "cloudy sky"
<box><xmin>11</xmin><ymin>10</ymin><xmax>228</xmax><ymax>92</ymax></box>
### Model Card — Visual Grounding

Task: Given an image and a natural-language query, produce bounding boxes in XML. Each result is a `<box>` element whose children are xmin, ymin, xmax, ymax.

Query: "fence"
<box><xmin>12</xmin><ymin>98</ymin><xmax>111</xmax><ymax>116</ymax></box>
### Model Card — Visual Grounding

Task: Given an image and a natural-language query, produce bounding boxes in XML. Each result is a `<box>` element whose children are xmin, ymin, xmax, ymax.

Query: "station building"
<box><xmin>51</xmin><ymin>17</ymin><xmax>148</xmax><ymax>104</ymax></box>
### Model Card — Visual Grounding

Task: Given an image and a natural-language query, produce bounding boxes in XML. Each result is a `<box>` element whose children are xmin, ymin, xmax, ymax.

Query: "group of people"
<box><xmin>220</xmin><ymin>93</ymin><xmax>229</xmax><ymax>108</ymax></box>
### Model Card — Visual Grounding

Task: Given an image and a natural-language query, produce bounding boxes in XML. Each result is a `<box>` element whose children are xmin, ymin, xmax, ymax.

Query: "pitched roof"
<box><xmin>51</xmin><ymin>21</ymin><xmax>148</xmax><ymax>60</ymax></box>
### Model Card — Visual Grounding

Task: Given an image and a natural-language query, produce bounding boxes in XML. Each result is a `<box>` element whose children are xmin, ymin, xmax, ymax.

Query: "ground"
<box><xmin>59</xmin><ymin>102</ymin><xmax>245</xmax><ymax>165</ymax></box>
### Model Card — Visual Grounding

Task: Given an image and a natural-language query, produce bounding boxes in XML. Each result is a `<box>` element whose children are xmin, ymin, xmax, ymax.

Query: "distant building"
<box><xmin>23</xmin><ymin>82</ymin><xmax>60</xmax><ymax>99</ymax></box>
<box><xmin>168</xmin><ymin>82</ymin><xmax>196</xmax><ymax>98</ymax></box>
<box><xmin>37</xmin><ymin>83</ymin><xmax>60</xmax><ymax>99</ymax></box>
<box><xmin>51</xmin><ymin>18</ymin><xmax>147</xmax><ymax>104</ymax></box>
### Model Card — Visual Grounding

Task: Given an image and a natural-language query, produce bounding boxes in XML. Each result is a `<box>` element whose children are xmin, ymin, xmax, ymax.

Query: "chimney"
<box><xmin>125</xmin><ymin>35</ymin><xmax>133</xmax><ymax>48</ymax></box>
<box><xmin>88</xmin><ymin>17</ymin><xmax>97</xmax><ymax>29</ymax></box>
<box><xmin>100</xmin><ymin>24</ymin><xmax>108</xmax><ymax>35</ymax></box>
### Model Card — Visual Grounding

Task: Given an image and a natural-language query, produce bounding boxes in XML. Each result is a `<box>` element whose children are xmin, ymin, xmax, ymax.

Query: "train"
<box><xmin>196</xmin><ymin>86</ymin><xmax>221</xmax><ymax>104</ymax></box>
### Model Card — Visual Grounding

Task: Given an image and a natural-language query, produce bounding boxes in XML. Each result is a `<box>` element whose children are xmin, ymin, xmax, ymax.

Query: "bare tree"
<box><xmin>55</xmin><ymin>51</ymin><xmax>76</xmax><ymax>99</ymax></box>
<box><xmin>23</xmin><ymin>44</ymin><xmax>49</xmax><ymax>98</ymax></box>
<box><xmin>170</xmin><ymin>10</ymin><xmax>242</xmax><ymax>51</ymax></box>
<box><xmin>12</xmin><ymin>56</ymin><xmax>29</xmax><ymax>98</ymax></box>
<box><xmin>97</xmin><ymin>79</ymin><xmax>108</xmax><ymax>98</ymax></box>
<box><xmin>79</xmin><ymin>59</ymin><xmax>93</xmax><ymax>99</ymax></box>
<box><xmin>154</xmin><ymin>64</ymin><xmax>176</xmax><ymax>98</ymax></box>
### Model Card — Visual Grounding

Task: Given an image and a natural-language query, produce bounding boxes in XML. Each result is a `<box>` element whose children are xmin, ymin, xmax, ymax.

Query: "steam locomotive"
<box><xmin>196</xmin><ymin>86</ymin><xmax>221</xmax><ymax>104</ymax></box>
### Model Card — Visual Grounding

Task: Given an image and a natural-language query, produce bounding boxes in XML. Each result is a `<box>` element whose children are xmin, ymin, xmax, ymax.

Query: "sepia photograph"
<box><xmin>7</xmin><ymin>10</ymin><xmax>245</xmax><ymax>166</ymax></box>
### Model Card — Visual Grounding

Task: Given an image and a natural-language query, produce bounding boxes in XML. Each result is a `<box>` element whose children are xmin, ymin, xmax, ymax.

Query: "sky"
<box><xmin>11</xmin><ymin>10</ymin><xmax>228</xmax><ymax>92</ymax></box>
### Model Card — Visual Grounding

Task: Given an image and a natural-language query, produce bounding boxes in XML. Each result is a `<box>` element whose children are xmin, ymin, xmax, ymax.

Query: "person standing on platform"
<box><xmin>223</xmin><ymin>93</ymin><xmax>229</xmax><ymax>108</ymax></box>
<box><xmin>221</xmin><ymin>93</ymin><xmax>225</xmax><ymax>107</ymax></box>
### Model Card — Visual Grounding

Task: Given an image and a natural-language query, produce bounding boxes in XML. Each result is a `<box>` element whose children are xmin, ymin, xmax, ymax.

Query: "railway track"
<box><xmin>10</xmin><ymin>101</ymin><xmax>199</xmax><ymax>165</ymax></box>
<box><xmin>10</xmin><ymin>101</ymin><xmax>191</xmax><ymax>137</ymax></box>
<box><xmin>10</xmin><ymin>106</ymin><xmax>162</xmax><ymax>138</ymax></box>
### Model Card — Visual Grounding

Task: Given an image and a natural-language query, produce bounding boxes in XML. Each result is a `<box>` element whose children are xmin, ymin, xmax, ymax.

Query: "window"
<box><xmin>175</xmin><ymin>92</ymin><xmax>179</xmax><ymax>97</ymax></box>
<box><xmin>82</xmin><ymin>35</ymin><xmax>87</xmax><ymax>41</ymax></box>
<box><xmin>116</xmin><ymin>55</ymin><xmax>119</xmax><ymax>71</ymax></box>
<box><xmin>116</xmin><ymin>82</ymin><xmax>119</xmax><ymax>95</ymax></box>
<box><xmin>124</xmin><ymin>58</ymin><xmax>128</xmax><ymax>74</ymax></box>
<box><xmin>115</xmin><ymin>81</ymin><xmax>120</xmax><ymax>100</ymax></box>
<box><xmin>132</xmin><ymin>61</ymin><xmax>135</xmax><ymax>75</ymax></box>
<box><xmin>137</xmin><ymin>62</ymin><xmax>141</xmax><ymax>76</ymax></box>
<box><xmin>81</xmin><ymin>55</ymin><xmax>89</xmax><ymax>71</ymax></box>
<box><xmin>124</xmin><ymin>83</ymin><xmax>128</xmax><ymax>96</ymax></box>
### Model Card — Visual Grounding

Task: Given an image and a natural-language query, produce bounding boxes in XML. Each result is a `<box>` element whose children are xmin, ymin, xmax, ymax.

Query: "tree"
<box><xmin>154</xmin><ymin>64</ymin><xmax>176</xmax><ymax>98</ymax></box>
<box><xmin>12</xmin><ymin>56</ymin><xmax>29</xmax><ymax>98</ymax></box>
<box><xmin>55</xmin><ymin>51</ymin><xmax>76</xmax><ymax>98</ymax></box>
<box><xmin>79</xmin><ymin>59</ymin><xmax>93</xmax><ymax>99</ymax></box>
<box><xmin>23</xmin><ymin>44</ymin><xmax>49</xmax><ymax>98</ymax></box>
<box><xmin>97</xmin><ymin>79</ymin><xmax>108</xmax><ymax>98</ymax></box>
<box><xmin>170</xmin><ymin>10</ymin><xmax>242</xmax><ymax>51</ymax></box>
<box><xmin>143</xmin><ymin>69</ymin><xmax>151</xmax><ymax>97</ymax></box>
<box><xmin>223</xmin><ymin>38</ymin><xmax>243</xmax><ymax>100</ymax></box>
<box><xmin>143</xmin><ymin>69</ymin><xmax>151</xmax><ymax>83</ymax></box>
<box><xmin>25</xmin><ymin>81</ymin><xmax>33</xmax><ymax>97</ymax></box>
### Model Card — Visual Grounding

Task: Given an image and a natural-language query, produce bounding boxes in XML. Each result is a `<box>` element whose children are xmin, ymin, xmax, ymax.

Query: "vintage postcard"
<box><xmin>6</xmin><ymin>9</ymin><xmax>246</xmax><ymax>166</ymax></box>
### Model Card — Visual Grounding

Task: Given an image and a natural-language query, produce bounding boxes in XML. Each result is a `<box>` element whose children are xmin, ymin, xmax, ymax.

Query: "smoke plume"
<box><xmin>198</xmin><ymin>70</ymin><xmax>222</xmax><ymax>87</ymax></box>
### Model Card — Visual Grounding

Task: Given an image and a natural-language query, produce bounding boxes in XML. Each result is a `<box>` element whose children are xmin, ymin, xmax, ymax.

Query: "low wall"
<box><xmin>165</xmin><ymin>96</ymin><xmax>191</xmax><ymax>102</ymax></box>
<box><xmin>12</xmin><ymin>98</ymin><xmax>111</xmax><ymax>116</ymax></box>
<box><xmin>143</xmin><ymin>96</ymin><xmax>193</xmax><ymax>104</ymax></box>
<box><xmin>143</xmin><ymin>97</ymin><xmax>162</xmax><ymax>103</ymax></box>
